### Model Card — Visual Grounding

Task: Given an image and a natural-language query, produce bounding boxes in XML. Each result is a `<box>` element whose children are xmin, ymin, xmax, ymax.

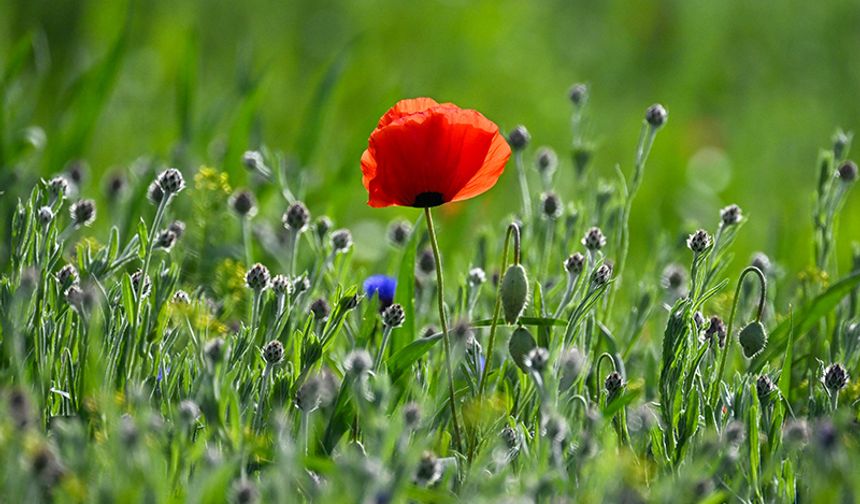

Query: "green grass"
<box><xmin>2</xmin><ymin>2</ymin><xmax>860</xmax><ymax>502</ymax></box>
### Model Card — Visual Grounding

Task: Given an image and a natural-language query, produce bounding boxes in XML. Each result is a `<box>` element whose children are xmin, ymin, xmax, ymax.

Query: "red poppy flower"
<box><xmin>361</xmin><ymin>98</ymin><xmax>512</xmax><ymax>208</ymax></box>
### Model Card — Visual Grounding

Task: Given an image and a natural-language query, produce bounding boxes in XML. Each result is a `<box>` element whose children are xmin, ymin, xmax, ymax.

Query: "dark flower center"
<box><xmin>412</xmin><ymin>192</ymin><xmax>445</xmax><ymax>208</ymax></box>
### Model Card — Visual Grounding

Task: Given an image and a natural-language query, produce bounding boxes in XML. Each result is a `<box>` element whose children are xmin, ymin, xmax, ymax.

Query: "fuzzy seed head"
<box><xmin>262</xmin><ymin>340</ymin><xmax>285</xmax><ymax>366</ymax></box>
<box><xmin>157</xmin><ymin>168</ymin><xmax>185</xmax><ymax>195</ymax></box>
<box><xmin>344</xmin><ymin>349</ymin><xmax>372</xmax><ymax>377</ymax></box>
<box><xmin>283</xmin><ymin>201</ymin><xmax>310</xmax><ymax>231</ymax></box>
<box><xmin>823</xmin><ymin>363</ymin><xmax>849</xmax><ymax>393</ymax></box>
<box><xmin>720</xmin><ymin>204</ymin><xmax>743</xmax><ymax>226</ymax></box>
<box><xmin>541</xmin><ymin>192</ymin><xmax>562</xmax><ymax>220</ymax></box>
<box><xmin>245</xmin><ymin>263</ymin><xmax>270</xmax><ymax>291</ymax></box>
<box><xmin>70</xmin><ymin>199</ymin><xmax>96</xmax><ymax>227</ymax></box>
<box><xmin>330</xmin><ymin>229</ymin><xmax>353</xmax><ymax>253</ymax></box>
<box><xmin>271</xmin><ymin>275</ymin><xmax>292</xmax><ymax>296</ymax></box>
<box><xmin>382</xmin><ymin>303</ymin><xmax>405</xmax><ymax>328</ymax></box>
<box><xmin>564</xmin><ymin>252</ymin><xmax>585</xmax><ymax>275</ymax></box>
<box><xmin>229</xmin><ymin>189</ymin><xmax>257</xmax><ymax>218</ymax></box>
<box><xmin>37</xmin><ymin>206</ymin><xmax>54</xmax><ymax>226</ymax></box>
<box><xmin>687</xmin><ymin>229</ymin><xmax>711</xmax><ymax>253</ymax></box>
<box><xmin>568</xmin><ymin>83</ymin><xmax>588</xmax><ymax>106</ymax></box>
<box><xmin>507</xmin><ymin>125</ymin><xmax>531</xmax><ymax>151</ymax></box>
<box><xmin>582</xmin><ymin>226</ymin><xmax>606</xmax><ymax>251</ymax></box>
<box><xmin>838</xmin><ymin>160</ymin><xmax>858</xmax><ymax>182</ymax></box>
<box><xmin>387</xmin><ymin>220</ymin><xmax>412</xmax><ymax>247</ymax></box>
<box><xmin>309</xmin><ymin>298</ymin><xmax>331</xmax><ymax>321</ymax></box>
<box><xmin>645</xmin><ymin>103</ymin><xmax>668</xmax><ymax>127</ymax></box>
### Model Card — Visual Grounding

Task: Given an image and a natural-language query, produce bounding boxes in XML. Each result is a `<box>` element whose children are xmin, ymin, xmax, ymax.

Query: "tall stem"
<box><xmin>242</xmin><ymin>218</ymin><xmax>253</xmax><ymax>266</ymax></box>
<box><xmin>424</xmin><ymin>207</ymin><xmax>463</xmax><ymax>452</ymax></box>
<box><xmin>515</xmin><ymin>151</ymin><xmax>532</xmax><ymax>222</ymax></box>
<box><xmin>373</xmin><ymin>325</ymin><xmax>394</xmax><ymax>372</ymax></box>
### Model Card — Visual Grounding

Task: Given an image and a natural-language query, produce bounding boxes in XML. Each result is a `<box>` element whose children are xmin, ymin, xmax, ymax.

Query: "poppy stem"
<box><xmin>424</xmin><ymin>207</ymin><xmax>464</xmax><ymax>453</ymax></box>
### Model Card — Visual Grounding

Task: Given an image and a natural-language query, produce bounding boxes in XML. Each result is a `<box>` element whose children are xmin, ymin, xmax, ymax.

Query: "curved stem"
<box><xmin>594</xmin><ymin>351</ymin><xmax>616</xmax><ymax>401</ymax></box>
<box><xmin>710</xmin><ymin>266</ymin><xmax>767</xmax><ymax>406</ymax></box>
<box><xmin>479</xmin><ymin>223</ymin><xmax>520</xmax><ymax>396</ymax></box>
<box><xmin>424</xmin><ymin>207</ymin><xmax>463</xmax><ymax>452</ymax></box>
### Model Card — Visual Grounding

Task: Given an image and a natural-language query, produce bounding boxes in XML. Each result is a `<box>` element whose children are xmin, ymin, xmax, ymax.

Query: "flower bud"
<box><xmin>229</xmin><ymin>189</ymin><xmax>257</xmax><ymax>218</ymax></box>
<box><xmin>105</xmin><ymin>172</ymin><xmax>126</xmax><ymax>200</ymax></box>
<box><xmin>48</xmin><ymin>175</ymin><xmax>70</xmax><ymax>199</ymax></box>
<box><xmin>415</xmin><ymin>451</ymin><xmax>443</xmax><ymax>486</ymax></box>
<box><xmin>271</xmin><ymin>274</ymin><xmax>292</xmax><ymax>296</ymax></box>
<box><xmin>245</xmin><ymin>263</ymin><xmax>270</xmax><ymax>291</ymax></box>
<box><xmin>559</xmin><ymin>348</ymin><xmax>585</xmax><ymax>390</ymax></box>
<box><xmin>204</xmin><ymin>338</ymin><xmax>226</xmax><ymax>364</ymax></box>
<box><xmin>838</xmin><ymin>160</ymin><xmax>857</xmax><ymax>182</ymax></box>
<box><xmin>37</xmin><ymin>206</ymin><xmax>54</xmax><ymax>227</ymax></box>
<box><xmin>823</xmin><ymin>363</ymin><xmax>849</xmax><ymax>393</ymax></box>
<box><xmin>172</xmin><ymin>290</ymin><xmax>191</xmax><ymax>304</ymax></box>
<box><xmin>315</xmin><ymin>216</ymin><xmax>333</xmax><ymax>240</ymax></box>
<box><xmin>157</xmin><ymin>168</ymin><xmax>185</xmax><ymax>195</ymax></box>
<box><xmin>232</xmin><ymin>479</ymin><xmax>259</xmax><ymax>504</ymax></box>
<box><xmin>645</xmin><ymin>103</ymin><xmax>668</xmax><ymax>128</ymax></box>
<box><xmin>330</xmin><ymin>229</ymin><xmax>353</xmax><ymax>253</ymax></box>
<box><xmin>535</xmin><ymin>147</ymin><xmax>558</xmax><ymax>177</ymax></box>
<box><xmin>507</xmin><ymin>125</ymin><xmax>530</xmax><ymax>151</ymax></box>
<box><xmin>70</xmin><ymin>199</ymin><xmax>96</xmax><ymax>227</ymax></box>
<box><xmin>524</xmin><ymin>347</ymin><xmax>549</xmax><ymax>373</ymax></box>
<box><xmin>147</xmin><ymin>181</ymin><xmax>164</xmax><ymax>205</ymax></box>
<box><xmin>541</xmin><ymin>413</ymin><xmax>568</xmax><ymax>444</ymax></box>
<box><xmin>568</xmin><ymin>83</ymin><xmax>588</xmax><ymax>106</ymax></box>
<box><xmin>705</xmin><ymin>316</ymin><xmax>727</xmax><ymax>348</ymax></box>
<box><xmin>508</xmin><ymin>326</ymin><xmax>537</xmax><ymax>372</ymax></box>
<box><xmin>262</xmin><ymin>340</ymin><xmax>285</xmax><ymax>366</ymax></box>
<box><xmin>242</xmin><ymin>150</ymin><xmax>265</xmax><ymax>172</ymax></box>
<box><xmin>344</xmin><ymin>349</ymin><xmax>372</xmax><ymax>377</ymax></box>
<box><xmin>295</xmin><ymin>375</ymin><xmax>322</xmax><ymax>412</ymax></box>
<box><xmin>131</xmin><ymin>270</ymin><xmax>151</xmax><ymax>298</ymax></box>
<box><xmin>720</xmin><ymin>204</ymin><xmax>743</xmax><ymax>226</ymax></box>
<box><xmin>56</xmin><ymin>264</ymin><xmax>79</xmax><ymax>288</ymax></box>
<box><xmin>604</xmin><ymin>371</ymin><xmax>625</xmax><ymax>400</ymax></box>
<box><xmin>283</xmin><ymin>201</ymin><xmax>310</xmax><ymax>231</ymax></box>
<box><xmin>686</xmin><ymin>229</ymin><xmax>711</xmax><ymax>253</ymax></box>
<box><xmin>309</xmin><ymin>298</ymin><xmax>331</xmax><ymax>321</ymax></box>
<box><xmin>581</xmin><ymin>226</ymin><xmax>606</xmax><ymax>251</ymax></box>
<box><xmin>467</xmin><ymin>267</ymin><xmax>486</xmax><ymax>286</ymax></box>
<box><xmin>417</xmin><ymin>248</ymin><xmax>436</xmax><ymax>276</ymax></box>
<box><xmin>751</xmin><ymin>252</ymin><xmax>772</xmax><ymax>275</ymax></box>
<box><xmin>738</xmin><ymin>321</ymin><xmax>767</xmax><ymax>358</ymax></box>
<box><xmin>155</xmin><ymin>229</ymin><xmax>177</xmax><ymax>251</ymax></box>
<box><xmin>382</xmin><ymin>303</ymin><xmax>405</xmax><ymax>328</ymax></box>
<box><xmin>403</xmin><ymin>402</ymin><xmax>421</xmax><ymax>429</ymax></box>
<box><xmin>591</xmin><ymin>263</ymin><xmax>613</xmax><ymax>286</ymax></box>
<box><xmin>387</xmin><ymin>220</ymin><xmax>412</xmax><ymax>247</ymax></box>
<box><xmin>564</xmin><ymin>253</ymin><xmax>585</xmax><ymax>276</ymax></box>
<box><xmin>756</xmin><ymin>374</ymin><xmax>775</xmax><ymax>403</ymax></box>
<box><xmin>501</xmin><ymin>264</ymin><xmax>529</xmax><ymax>324</ymax></box>
<box><xmin>541</xmin><ymin>192</ymin><xmax>562</xmax><ymax>220</ymax></box>
<box><xmin>168</xmin><ymin>220</ymin><xmax>186</xmax><ymax>239</ymax></box>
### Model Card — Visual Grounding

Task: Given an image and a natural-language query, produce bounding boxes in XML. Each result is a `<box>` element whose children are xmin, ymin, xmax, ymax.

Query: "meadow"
<box><xmin>2</xmin><ymin>1</ymin><xmax>860</xmax><ymax>502</ymax></box>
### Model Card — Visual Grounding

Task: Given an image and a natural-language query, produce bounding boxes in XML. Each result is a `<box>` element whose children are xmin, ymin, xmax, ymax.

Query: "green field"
<box><xmin>2</xmin><ymin>1</ymin><xmax>860</xmax><ymax>502</ymax></box>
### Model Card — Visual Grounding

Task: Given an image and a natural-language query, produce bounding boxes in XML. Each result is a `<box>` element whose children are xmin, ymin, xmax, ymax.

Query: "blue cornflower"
<box><xmin>363</xmin><ymin>274</ymin><xmax>397</xmax><ymax>307</ymax></box>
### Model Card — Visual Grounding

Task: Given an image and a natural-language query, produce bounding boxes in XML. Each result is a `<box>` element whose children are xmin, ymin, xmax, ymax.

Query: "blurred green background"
<box><xmin>3</xmin><ymin>0</ymin><xmax>860</xmax><ymax>275</ymax></box>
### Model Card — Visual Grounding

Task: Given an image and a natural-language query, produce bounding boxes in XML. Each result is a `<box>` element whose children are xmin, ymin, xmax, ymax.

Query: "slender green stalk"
<box><xmin>514</xmin><ymin>151</ymin><xmax>532</xmax><ymax>222</ymax></box>
<box><xmin>242</xmin><ymin>218</ymin><xmax>253</xmax><ymax>266</ymax></box>
<box><xmin>424</xmin><ymin>207</ymin><xmax>463</xmax><ymax>452</ymax></box>
<box><xmin>253</xmin><ymin>363</ymin><xmax>273</xmax><ymax>431</ymax></box>
<box><xmin>373</xmin><ymin>325</ymin><xmax>393</xmax><ymax>372</ymax></box>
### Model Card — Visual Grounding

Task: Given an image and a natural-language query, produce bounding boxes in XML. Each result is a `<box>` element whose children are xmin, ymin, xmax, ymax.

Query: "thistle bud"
<box><xmin>157</xmin><ymin>168</ymin><xmax>185</xmax><ymax>195</ymax></box>
<box><xmin>56</xmin><ymin>264</ymin><xmax>79</xmax><ymax>288</ymax></box>
<box><xmin>292</xmin><ymin>275</ymin><xmax>311</xmax><ymax>295</ymax></box>
<box><xmin>535</xmin><ymin>147</ymin><xmax>558</xmax><ymax>177</ymax></box>
<box><xmin>105</xmin><ymin>172</ymin><xmax>126</xmax><ymax>200</ymax></box>
<box><xmin>524</xmin><ymin>347</ymin><xmax>549</xmax><ymax>374</ymax></box>
<box><xmin>686</xmin><ymin>229</ymin><xmax>711</xmax><ymax>253</ymax></box>
<box><xmin>229</xmin><ymin>189</ymin><xmax>257</xmax><ymax>218</ymax></box>
<box><xmin>48</xmin><ymin>176</ymin><xmax>70</xmax><ymax>199</ymax></box>
<box><xmin>344</xmin><ymin>349</ymin><xmax>372</xmax><ymax>377</ymax></box>
<box><xmin>756</xmin><ymin>374</ymin><xmax>775</xmax><ymax>403</ymax></box>
<box><xmin>738</xmin><ymin>321</ymin><xmax>767</xmax><ymax>358</ymax></box>
<box><xmin>417</xmin><ymin>248</ymin><xmax>436</xmax><ymax>277</ymax></box>
<box><xmin>591</xmin><ymin>263</ymin><xmax>613</xmax><ymax>286</ymax></box>
<box><xmin>645</xmin><ymin>103</ymin><xmax>668</xmax><ymax>128</ymax></box>
<box><xmin>147</xmin><ymin>181</ymin><xmax>164</xmax><ymax>205</ymax></box>
<box><xmin>242</xmin><ymin>150</ymin><xmax>265</xmax><ymax>172</ymax></box>
<box><xmin>271</xmin><ymin>275</ymin><xmax>292</xmax><ymax>296</ymax></box>
<box><xmin>415</xmin><ymin>452</ymin><xmax>443</xmax><ymax>486</ymax></box>
<box><xmin>508</xmin><ymin>326</ymin><xmax>537</xmax><ymax>372</ymax></box>
<box><xmin>70</xmin><ymin>199</ymin><xmax>96</xmax><ymax>227</ymax></box>
<box><xmin>155</xmin><ymin>229</ymin><xmax>177</xmax><ymax>251</ymax></box>
<box><xmin>582</xmin><ymin>226</ymin><xmax>606</xmax><ymax>251</ymax></box>
<box><xmin>168</xmin><ymin>220</ymin><xmax>186</xmax><ymax>239</ymax></box>
<box><xmin>262</xmin><ymin>340</ymin><xmax>285</xmax><ymax>366</ymax></box>
<box><xmin>467</xmin><ymin>267</ymin><xmax>486</xmax><ymax>287</ymax></box>
<box><xmin>283</xmin><ymin>201</ymin><xmax>310</xmax><ymax>231</ymax></box>
<box><xmin>705</xmin><ymin>316</ymin><xmax>727</xmax><ymax>348</ymax></box>
<box><xmin>204</xmin><ymin>338</ymin><xmax>226</xmax><ymax>364</ymax></box>
<box><xmin>131</xmin><ymin>270</ymin><xmax>151</xmax><ymax>298</ymax></box>
<box><xmin>823</xmin><ymin>363</ymin><xmax>849</xmax><ymax>393</ymax></box>
<box><xmin>315</xmin><ymin>216</ymin><xmax>333</xmax><ymax>240</ymax></box>
<box><xmin>382</xmin><ymin>303</ymin><xmax>406</xmax><ymax>328</ymax></box>
<box><xmin>37</xmin><ymin>206</ymin><xmax>54</xmax><ymax>227</ymax></box>
<box><xmin>541</xmin><ymin>192</ymin><xmax>562</xmax><ymax>220</ymax></box>
<box><xmin>559</xmin><ymin>348</ymin><xmax>585</xmax><ymax>390</ymax></box>
<box><xmin>564</xmin><ymin>252</ymin><xmax>585</xmax><ymax>275</ymax></box>
<box><xmin>309</xmin><ymin>298</ymin><xmax>331</xmax><ymax>321</ymax></box>
<box><xmin>507</xmin><ymin>125</ymin><xmax>530</xmax><ymax>151</ymax></box>
<box><xmin>568</xmin><ymin>83</ymin><xmax>588</xmax><ymax>106</ymax></box>
<box><xmin>403</xmin><ymin>402</ymin><xmax>421</xmax><ymax>428</ymax></box>
<box><xmin>720</xmin><ymin>204</ymin><xmax>743</xmax><ymax>226</ymax></box>
<box><xmin>330</xmin><ymin>229</ymin><xmax>353</xmax><ymax>253</ymax></box>
<box><xmin>838</xmin><ymin>160</ymin><xmax>857</xmax><ymax>182</ymax></box>
<box><xmin>604</xmin><ymin>371</ymin><xmax>625</xmax><ymax>400</ymax></box>
<box><xmin>500</xmin><ymin>264</ymin><xmax>529</xmax><ymax>324</ymax></box>
<box><xmin>245</xmin><ymin>263</ymin><xmax>270</xmax><ymax>291</ymax></box>
<box><xmin>387</xmin><ymin>220</ymin><xmax>412</xmax><ymax>247</ymax></box>
<box><xmin>295</xmin><ymin>376</ymin><xmax>322</xmax><ymax>412</ymax></box>
<box><xmin>232</xmin><ymin>479</ymin><xmax>259</xmax><ymax>504</ymax></box>
<box><xmin>172</xmin><ymin>290</ymin><xmax>191</xmax><ymax>304</ymax></box>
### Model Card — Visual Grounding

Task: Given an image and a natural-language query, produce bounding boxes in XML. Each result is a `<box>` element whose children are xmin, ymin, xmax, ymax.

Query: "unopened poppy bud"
<box><xmin>507</xmin><ymin>125</ymin><xmax>531</xmax><ymax>151</ymax></box>
<box><xmin>535</xmin><ymin>147</ymin><xmax>558</xmax><ymax>177</ymax></box>
<box><xmin>686</xmin><ymin>229</ymin><xmax>711</xmax><ymax>253</ymax></box>
<box><xmin>541</xmin><ymin>192</ymin><xmax>562</xmax><ymax>220</ymax></box>
<box><xmin>838</xmin><ymin>160</ymin><xmax>857</xmax><ymax>182</ymax></box>
<box><xmin>245</xmin><ymin>263</ymin><xmax>270</xmax><ymax>291</ymax></box>
<box><xmin>262</xmin><ymin>340</ymin><xmax>285</xmax><ymax>366</ymax></box>
<box><xmin>823</xmin><ymin>363</ymin><xmax>849</xmax><ymax>393</ymax></box>
<box><xmin>155</xmin><ymin>229</ymin><xmax>177</xmax><ymax>251</ymax></box>
<box><xmin>271</xmin><ymin>275</ymin><xmax>292</xmax><ymax>296</ymax></box>
<box><xmin>242</xmin><ymin>150</ymin><xmax>265</xmax><ymax>172</ymax></box>
<box><xmin>417</xmin><ymin>248</ymin><xmax>436</xmax><ymax>276</ymax></box>
<box><xmin>559</xmin><ymin>348</ymin><xmax>585</xmax><ymax>390</ymax></box>
<box><xmin>591</xmin><ymin>263</ymin><xmax>613</xmax><ymax>286</ymax></box>
<box><xmin>172</xmin><ymin>290</ymin><xmax>191</xmax><ymax>304</ymax></box>
<box><xmin>501</xmin><ymin>264</ymin><xmax>529</xmax><ymax>324</ymax></box>
<box><xmin>738</xmin><ymin>321</ymin><xmax>767</xmax><ymax>358</ymax></box>
<box><xmin>524</xmin><ymin>347</ymin><xmax>549</xmax><ymax>373</ymax></box>
<box><xmin>330</xmin><ymin>229</ymin><xmax>353</xmax><ymax>253</ymax></box>
<box><xmin>37</xmin><ymin>206</ymin><xmax>54</xmax><ymax>227</ymax></box>
<box><xmin>645</xmin><ymin>103</ymin><xmax>668</xmax><ymax>128</ymax></box>
<box><xmin>48</xmin><ymin>175</ymin><xmax>70</xmax><ymax>198</ymax></box>
<box><xmin>568</xmin><ymin>83</ymin><xmax>588</xmax><ymax>106</ymax></box>
<box><xmin>705</xmin><ymin>316</ymin><xmax>727</xmax><ymax>348</ymax></box>
<box><xmin>70</xmin><ymin>199</ymin><xmax>96</xmax><ymax>227</ymax></box>
<box><xmin>415</xmin><ymin>451</ymin><xmax>443</xmax><ymax>486</ymax></box>
<box><xmin>582</xmin><ymin>226</ymin><xmax>606</xmax><ymax>251</ymax></box>
<box><xmin>387</xmin><ymin>220</ymin><xmax>412</xmax><ymax>247</ymax></box>
<box><xmin>720</xmin><ymin>204</ymin><xmax>743</xmax><ymax>226</ymax></box>
<box><xmin>204</xmin><ymin>338</ymin><xmax>226</xmax><ymax>364</ymax></box>
<box><xmin>168</xmin><ymin>220</ymin><xmax>186</xmax><ymax>239</ymax></box>
<box><xmin>229</xmin><ymin>189</ymin><xmax>257</xmax><ymax>218</ymax></box>
<box><xmin>315</xmin><ymin>216</ymin><xmax>333</xmax><ymax>240</ymax></box>
<box><xmin>382</xmin><ymin>303</ymin><xmax>405</xmax><ymax>328</ymax></box>
<box><xmin>564</xmin><ymin>253</ymin><xmax>585</xmax><ymax>275</ymax></box>
<box><xmin>344</xmin><ymin>349</ymin><xmax>372</xmax><ymax>377</ymax></box>
<box><xmin>309</xmin><ymin>298</ymin><xmax>330</xmax><ymax>321</ymax></box>
<box><xmin>157</xmin><ymin>168</ymin><xmax>185</xmax><ymax>195</ymax></box>
<box><xmin>604</xmin><ymin>371</ymin><xmax>625</xmax><ymax>400</ymax></box>
<box><xmin>283</xmin><ymin>201</ymin><xmax>310</xmax><ymax>231</ymax></box>
<box><xmin>508</xmin><ymin>326</ymin><xmax>537</xmax><ymax>372</ymax></box>
<box><xmin>467</xmin><ymin>267</ymin><xmax>486</xmax><ymax>286</ymax></box>
<box><xmin>756</xmin><ymin>374</ymin><xmax>775</xmax><ymax>403</ymax></box>
<box><xmin>751</xmin><ymin>252</ymin><xmax>772</xmax><ymax>275</ymax></box>
<box><xmin>147</xmin><ymin>181</ymin><xmax>164</xmax><ymax>205</ymax></box>
<box><xmin>57</xmin><ymin>264</ymin><xmax>79</xmax><ymax>287</ymax></box>
<box><xmin>131</xmin><ymin>270</ymin><xmax>152</xmax><ymax>298</ymax></box>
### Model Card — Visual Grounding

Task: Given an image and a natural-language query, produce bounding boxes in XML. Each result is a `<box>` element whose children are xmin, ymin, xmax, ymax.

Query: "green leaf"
<box><xmin>392</xmin><ymin>213</ymin><xmax>421</xmax><ymax>354</ymax></box>
<box><xmin>751</xmin><ymin>271</ymin><xmax>860</xmax><ymax>371</ymax></box>
<box><xmin>137</xmin><ymin>218</ymin><xmax>149</xmax><ymax>260</ymax></box>
<box><xmin>748</xmin><ymin>381</ymin><xmax>762</xmax><ymax>497</ymax></box>
<box><xmin>778</xmin><ymin>310</ymin><xmax>795</xmax><ymax>400</ymax></box>
<box><xmin>386</xmin><ymin>331</ymin><xmax>442</xmax><ymax>381</ymax></box>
